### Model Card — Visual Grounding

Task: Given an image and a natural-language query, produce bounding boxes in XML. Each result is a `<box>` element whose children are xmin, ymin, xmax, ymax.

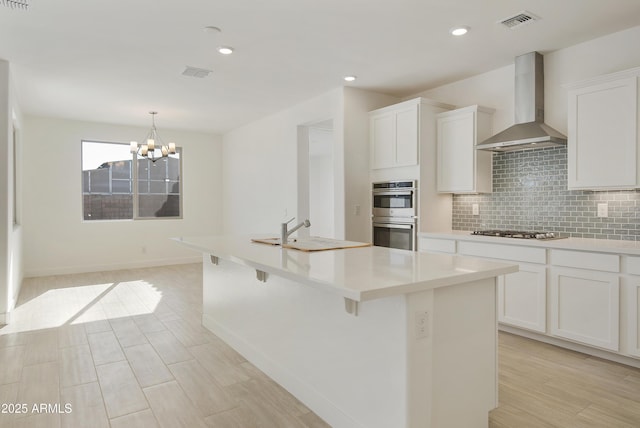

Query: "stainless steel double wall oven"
<box><xmin>372</xmin><ymin>180</ymin><xmax>417</xmax><ymax>251</ymax></box>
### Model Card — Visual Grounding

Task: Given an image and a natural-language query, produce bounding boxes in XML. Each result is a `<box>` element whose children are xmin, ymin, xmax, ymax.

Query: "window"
<box><xmin>82</xmin><ymin>141</ymin><xmax>182</xmax><ymax>221</ymax></box>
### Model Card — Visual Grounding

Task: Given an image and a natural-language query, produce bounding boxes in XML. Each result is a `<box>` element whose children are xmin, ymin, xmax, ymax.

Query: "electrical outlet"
<box><xmin>415</xmin><ymin>311</ymin><xmax>429</xmax><ymax>339</ymax></box>
<box><xmin>472</xmin><ymin>203</ymin><xmax>479</xmax><ymax>216</ymax></box>
<box><xmin>597</xmin><ymin>203</ymin><xmax>608</xmax><ymax>218</ymax></box>
<box><xmin>354</xmin><ymin>204</ymin><xmax>361</xmax><ymax>216</ymax></box>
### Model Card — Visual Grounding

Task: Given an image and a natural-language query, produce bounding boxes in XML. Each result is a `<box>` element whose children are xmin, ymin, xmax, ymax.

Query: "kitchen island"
<box><xmin>174</xmin><ymin>235</ymin><xmax>518</xmax><ymax>428</ymax></box>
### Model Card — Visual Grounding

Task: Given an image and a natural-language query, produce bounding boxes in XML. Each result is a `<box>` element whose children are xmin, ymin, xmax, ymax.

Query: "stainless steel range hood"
<box><xmin>476</xmin><ymin>52</ymin><xmax>567</xmax><ymax>152</ymax></box>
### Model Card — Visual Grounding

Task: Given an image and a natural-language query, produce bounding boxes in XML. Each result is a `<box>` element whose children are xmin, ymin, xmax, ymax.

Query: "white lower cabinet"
<box><xmin>418</xmin><ymin>237</ymin><xmax>456</xmax><ymax>254</ymax></box>
<box><xmin>457</xmin><ymin>241</ymin><xmax>547</xmax><ymax>333</ymax></box>
<box><xmin>550</xmin><ymin>267</ymin><xmax>620</xmax><ymax>351</ymax></box>
<box><xmin>420</xmin><ymin>234</ymin><xmax>640</xmax><ymax>362</ymax></box>
<box><xmin>626</xmin><ymin>277</ymin><xmax>640</xmax><ymax>357</ymax></box>
<box><xmin>626</xmin><ymin>257</ymin><xmax>640</xmax><ymax>357</ymax></box>
<box><xmin>498</xmin><ymin>264</ymin><xmax>546</xmax><ymax>333</ymax></box>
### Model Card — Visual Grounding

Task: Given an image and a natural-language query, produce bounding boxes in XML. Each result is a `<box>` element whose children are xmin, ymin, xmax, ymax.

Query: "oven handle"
<box><xmin>372</xmin><ymin>191</ymin><xmax>413</xmax><ymax>196</ymax></box>
<box><xmin>373</xmin><ymin>222</ymin><xmax>414</xmax><ymax>230</ymax></box>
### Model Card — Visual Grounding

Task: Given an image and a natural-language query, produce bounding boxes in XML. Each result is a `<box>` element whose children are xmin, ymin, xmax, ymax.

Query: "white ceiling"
<box><xmin>2</xmin><ymin>0</ymin><xmax>640</xmax><ymax>134</ymax></box>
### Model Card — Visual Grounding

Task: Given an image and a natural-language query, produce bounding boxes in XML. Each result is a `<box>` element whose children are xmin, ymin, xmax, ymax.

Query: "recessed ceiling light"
<box><xmin>450</xmin><ymin>26</ymin><xmax>469</xmax><ymax>36</ymax></box>
<box><xmin>204</xmin><ymin>26</ymin><xmax>221</xmax><ymax>34</ymax></box>
<box><xmin>218</xmin><ymin>46</ymin><xmax>234</xmax><ymax>55</ymax></box>
<box><xmin>344</xmin><ymin>75</ymin><xmax>357</xmax><ymax>82</ymax></box>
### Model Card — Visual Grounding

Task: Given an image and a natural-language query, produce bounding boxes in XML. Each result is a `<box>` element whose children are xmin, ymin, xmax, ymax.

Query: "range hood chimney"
<box><xmin>476</xmin><ymin>52</ymin><xmax>566</xmax><ymax>152</ymax></box>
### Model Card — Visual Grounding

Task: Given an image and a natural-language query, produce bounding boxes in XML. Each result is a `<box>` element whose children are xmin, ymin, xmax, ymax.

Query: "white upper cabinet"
<box><xmin>436</xmin><ymin>105</ymin><xmax>494</xmax><ymax>193</ymax></box>
<box><xmin>567</xmin><ymin>68</ymin><xmax>640</xmax><ymax>190</ymax></box>
<box><xmin>370</xmin><ymin>100</ymin><xmax>419</xmax><ymax>169</ymax></box>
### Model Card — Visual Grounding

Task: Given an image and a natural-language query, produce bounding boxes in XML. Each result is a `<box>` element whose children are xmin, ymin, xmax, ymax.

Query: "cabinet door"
<box><xmin>498</xmin><ymin>264</ymin><xmax>546</xmax><ymax>333</ymax></box>
<box><xmin>568</xmin><ymin>76</ymin><xmax>637</xmax><ymax>189</ymax></box>
<box><xmin>394</xmin><ymin>106</ymin><xmax>419</xmax><ymax>167</ymax></box>
<box><xmin>626</xmin><ymin>272</ymin><xmax>640</xmax><ymax>357</ymax></box>
<box><xmin>550</xmin><ymin>267</ymin><xmax>619</xmax><ymax>351</ymax></box>
<box><xmin>370</xmin><ymin>112</ymin><xmax>395</xmax><ymax>169</ymax></box>
<box><xmin>437</xmin><ymin>111</ymin><xmax>475</xmax><ymax>192</ymax></box>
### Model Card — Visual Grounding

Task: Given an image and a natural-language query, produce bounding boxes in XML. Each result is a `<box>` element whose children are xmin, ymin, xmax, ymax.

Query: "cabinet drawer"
<box><xmin>550</xmin><ymin>250</ymin><xmax>619</xmax><ymax>273</ymax></box>
<box><xmin>628</xmin><ymin>256</ymin><xmax>640</xmax><ymax>275</ymax></box>
<box><xmin>458</xmin><ymin>241</ymin><xmax>545</xmax><ymax>264</ymax></box>
<box><xmin>419</xmin><ymin>237</ymin><xmax>456</xmax><ymax>254</ymax></box>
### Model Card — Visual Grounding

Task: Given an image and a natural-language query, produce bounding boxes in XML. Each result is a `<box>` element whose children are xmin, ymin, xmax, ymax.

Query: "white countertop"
<box><xmin>173</xmin><ymin>235</ymin><xmax>518</xmax><ymax>302</ymax></box>
<box><xmin>421</xmin><ymin>231</ymin><xmax>640</xmax><ymax>256</ymax></box>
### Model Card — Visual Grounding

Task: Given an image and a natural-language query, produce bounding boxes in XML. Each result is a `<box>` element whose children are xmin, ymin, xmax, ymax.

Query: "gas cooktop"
<box><xmin>471</xmin><ymin>230</ymin><xmax>566</xmax><ymax>240</ymax></box>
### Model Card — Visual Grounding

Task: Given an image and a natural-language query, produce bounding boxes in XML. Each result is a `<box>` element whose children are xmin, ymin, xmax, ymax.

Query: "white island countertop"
<box><xmin>174</xmin><ymin>235</ymin><xmax>518</xmax><ymax>302</ymax></box>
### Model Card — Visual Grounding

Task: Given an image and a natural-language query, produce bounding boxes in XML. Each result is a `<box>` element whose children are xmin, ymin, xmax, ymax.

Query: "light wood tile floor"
<box><xmin>2</xmin><ymin>263</ymin><xmax>640</xmax><ymax>427</ymax></box>
<box><xmin>490</xmin><ymin>332</ymin><xmax>640</xmax><ymax>427</ymax></box>
<box><xmin>0</xmin><ymin>264</ymin><xmax>328</xmax><ymax>428</ymax></box>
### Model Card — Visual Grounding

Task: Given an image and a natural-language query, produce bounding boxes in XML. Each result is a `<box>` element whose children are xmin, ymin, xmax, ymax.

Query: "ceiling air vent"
<box><xmin>182</xmin><ymin>66</ymin><xmax>212</xmax><ymax>78</ymax></box>
<box><xmin>2</xmin><ymin>0</ymin><xmax>29</xmax><ymax>9</ymax></box>
<box><xmin>499</xmin><ymin>11</ymin><xmax>540</xmax><ymax>29</ymax></box>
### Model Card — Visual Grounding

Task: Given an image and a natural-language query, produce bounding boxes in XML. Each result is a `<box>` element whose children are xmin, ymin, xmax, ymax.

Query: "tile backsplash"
<box><xmin>452</xmin><ymin>147</ymin><xmax>640</xmax><ymax>241</ymax></box>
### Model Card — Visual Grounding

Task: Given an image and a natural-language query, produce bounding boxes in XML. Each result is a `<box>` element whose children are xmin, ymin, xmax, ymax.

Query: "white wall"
<box><xmin>22</xmin><ymin>116</ymin><xmax>223</xmax><ymax>276</ymax></box>
<box><xmin>222</xmin><ymin>87</ymin><xmax>398</xmax><ymax>242</ymax></box>
<box><xmin>412</xmin><ymin>25</ymin><xmax>640</xmax><ymax>138</ymax></box>
<box><xmin>222</xmin><ymin>88</ymin><xmax>344</xmax><ymax>238</ymax></box>
<box><xmin>0</xmin><ymin>59</ymin><xmax>23</xmax><ymax>324</ymax></box>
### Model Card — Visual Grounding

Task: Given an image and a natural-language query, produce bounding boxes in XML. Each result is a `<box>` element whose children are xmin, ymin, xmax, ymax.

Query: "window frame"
<box><xmin>81</xmin><ymin>140</ymin><xmax>183</xmax><ymax>222</ymax></box>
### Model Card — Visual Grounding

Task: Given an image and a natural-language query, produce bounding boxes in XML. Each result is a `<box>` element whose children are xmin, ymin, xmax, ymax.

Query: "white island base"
<box><xmin>186</xmin><ymin>237</ymin><xmax>517</xmax><ymax>428</ymax></box>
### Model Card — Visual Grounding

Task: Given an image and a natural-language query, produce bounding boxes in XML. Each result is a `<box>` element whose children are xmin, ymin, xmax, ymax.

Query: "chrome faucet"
<box><xmin>281</xmin><ymin>217</ymin><xmax>311</xmax><ymax>245</ymax></box>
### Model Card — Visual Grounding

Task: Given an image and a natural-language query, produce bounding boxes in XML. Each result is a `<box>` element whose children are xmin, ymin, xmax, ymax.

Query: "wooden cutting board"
<box><xmin>251</xmin><ymin>237</ymin><xmax>281</xmax><ymax>245</ymax></box>
<box><xmin>251</xmin><ymin>237</ymin><xmax>371</xmax><ymax>252</ymax></box>
<box><xmin>284</xmin><ymin>237</ymin><xmax>371</xmax><ymax>252</ymax></box>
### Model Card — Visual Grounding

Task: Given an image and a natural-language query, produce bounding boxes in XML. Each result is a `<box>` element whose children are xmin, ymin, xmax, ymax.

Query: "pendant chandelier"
<box><xmin>130</xmin><ymin>111</ymin><xmax>176</xmax><ymax>163</ymax></box>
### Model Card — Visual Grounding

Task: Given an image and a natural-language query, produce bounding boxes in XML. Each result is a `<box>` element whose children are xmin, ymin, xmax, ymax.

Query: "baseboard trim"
<box><xmin>202</xmin><ymin>314</ymin><xmax>364</xmax><ymax>428</ymax></box>
<box><xmin>499</xmin><ymin>325</ymin><xmax>640</xmax><ymax>369</ymax></box>
<box><xmin>24</xmin><ymin>256</ymin><xmax>201</xmax><ymax>278</ymax></box>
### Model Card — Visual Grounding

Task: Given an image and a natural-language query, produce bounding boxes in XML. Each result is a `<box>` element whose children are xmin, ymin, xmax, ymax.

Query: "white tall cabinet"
<box><xmin>436</xmin><ymin>105</ymin><xmax>494</xmax><ymax>194</ymax></box>
<box><xmin>566</xmin><ymin>67</ymin><xmax>640</xmax><ymax>189</ymax></box>
<box><xmin>369</xmin><ymin>97</ymin><xmax>455</xmax><ymax>233</ymax></box>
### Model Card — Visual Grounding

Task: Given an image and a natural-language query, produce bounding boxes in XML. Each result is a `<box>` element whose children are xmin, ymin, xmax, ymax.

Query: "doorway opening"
<box><xmin>297</xmin><ymin>119</ymin><xmax>335</xmax><ymax>239</ymax></box>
